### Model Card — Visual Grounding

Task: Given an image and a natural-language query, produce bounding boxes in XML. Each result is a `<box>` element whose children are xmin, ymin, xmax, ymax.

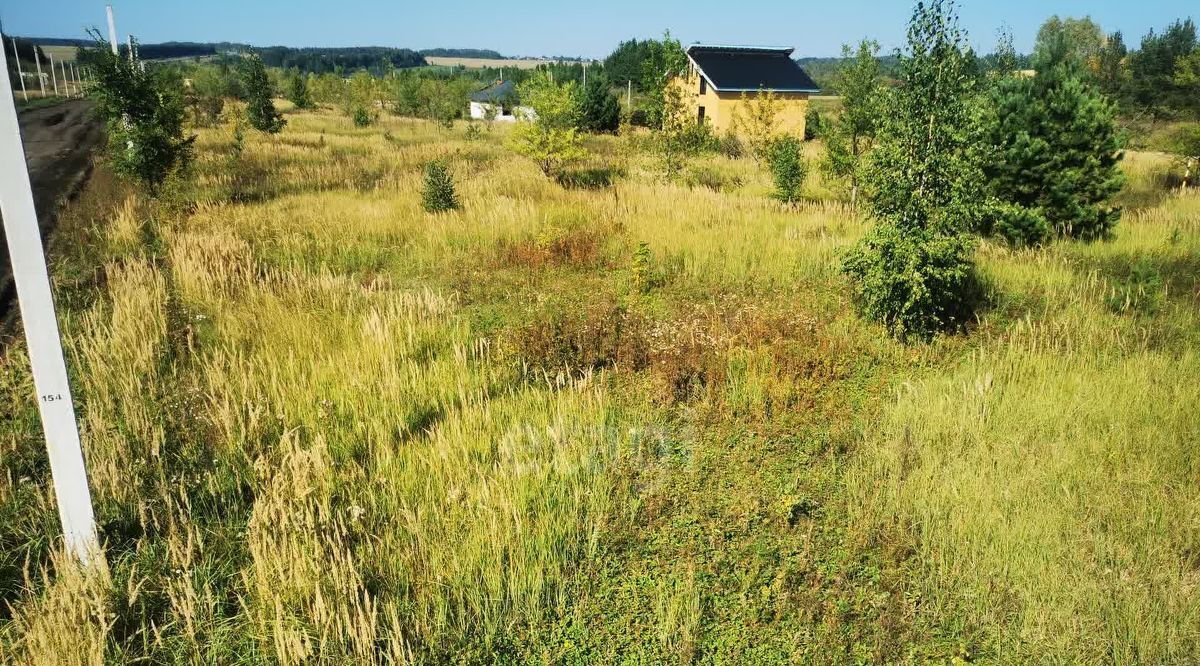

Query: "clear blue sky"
<box><xmin>2</xmin><ymin>1</ymin><xmax>1195</xmax><ymax>59</ymax></box>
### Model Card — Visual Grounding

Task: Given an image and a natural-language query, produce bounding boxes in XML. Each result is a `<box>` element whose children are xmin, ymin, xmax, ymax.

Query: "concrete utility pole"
<box><xmin>627</xmin><ymin>80</ymin><xmax>632</xmax><ymax>111</ymax></box>
<box><xmin>0</xmin><ymin>34</ymin><xmax>100</xmax><ymax>567</ymax></box>
<box><xmin>48</xmin><ymin>53</ymin><xmax>58</xmax><ymax>96</ymax></box>
<box><xmin>11</xmin><ymin>38</ymin><xmax>28</xmax><ymax>102</ymax></box>
<box><xmin>106</xmin><ymin>4</ymin><xmax>119</xmax><ymax>54</ymax></box>
<box><xmin>60</xmin><ymin>60</ymin><xmax>69</xmax><ymax>96</ymax></box>
<box><xmin>34</xmin><ymin>47</ymin><xmax>45</xmax><ymax>96</ymax></box>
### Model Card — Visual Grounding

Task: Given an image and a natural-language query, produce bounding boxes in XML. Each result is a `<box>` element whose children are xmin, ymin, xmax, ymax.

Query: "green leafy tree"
<box><xmin>240</xmin><ymin>55</ymin><xmax>285</xmax><ymax>133</ymax></box>
<box><xmin>981</xmin><ymin>35</ymin><xmax>1125</xmax><ymax>243</ymax></box>
<box><xmin>579</xmin><ymin>76</ymin><xmax>620</xmax><ymax>133</ymax></box>
<box><xmin>1035</xmin><ymin>16</ymin><xmax>1106</xmax><ymax>70</ymax></box>
<box><xmin>79</xmin><ymin>33</ymin><xmax>195</xmax><ymax>193</ymax></box>
<box><xmin>821</xmin><ymin>39</ymin><xmax>883</xmax><ymax>207</ymax></box>
<box><xmin>288</xmin><ymin>71</ymin><xmax>313</xmax><ymax>109</ymax></box>
<box><xmin>767</xmin><ymin>135</ymin><xmax>807</xmax><ymax>205</ymax></box>
<box><xmin>733</xmin><ymin>87</ymin><xmax>782</xmax><ymax>163</ymax></box>
<box><xmin>641</xmin><ymin>31</ymin><xmax>687</xmax><ymax>128</ymax></box>
<box><xmin>510</xmin><ymin>73</ymin><xmax>585</xmax><ymax>176</ymax></box>
<box><xmin>842</xmin><ymin>0</ymin><xmax>983</xmax><ymax>340</ymax></box>
<box><xmin>422</xmin><ymin>160</ymin><xmax>459</xmax><ymax>212</ymax></box>
<box><xmin>1166</xmin><ymin>123</ymin><xmax>1200</xmax><ymax>189</ymax></box>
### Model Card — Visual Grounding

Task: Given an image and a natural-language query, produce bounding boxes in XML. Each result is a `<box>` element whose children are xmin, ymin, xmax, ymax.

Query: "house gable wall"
<box><xmin>672</xmin><ymin>61</ymin><xmax>810</xmax><ymax>136</ymax></box>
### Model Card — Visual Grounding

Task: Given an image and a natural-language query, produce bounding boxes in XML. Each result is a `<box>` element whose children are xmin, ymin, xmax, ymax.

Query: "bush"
<box><xmin>718</xmin><ymin>131</ymin><xmax>744</xmax><ymax>159</ymax></box>
<box><xmin>555</xmin><ymin>165</ymin><xmax>622</xmax><ymax>190</ymax></box>
<box><xmin>841</xmin><ymin>224</ymin><xmax>980</xmax><ymax>340</ymax></box>
<box><xmin>684</xmin><ymin>164</ymin><xmax>743</xmax><ymax>192</ymax></box>
<box><xmin>767</xmin><ymin>135</ymin><xmax>807</xmax><ymax>205</ymax></box>
<box><xmin>351</xmin><ymin>106</ymin><xmax>373</xmax><ymax>127</ymax></box>
<box><xmin>984</xmin><ymin>202</ymin><xmax>1051</xmax><ymax>246</ymax></box>
<box><xmin>804</xmin><ymin>106</ymin><xmax>822</xmax><ymax>140</ymax></box>
<box><xmin>79</xmin><ymin>33</ymin><xmax>195</xmax><ymax>193</ymax></box>
<box><xmin>421</xmin><ymin>161</ymin><xmax>459</xmax><ymax>213</ymax></box>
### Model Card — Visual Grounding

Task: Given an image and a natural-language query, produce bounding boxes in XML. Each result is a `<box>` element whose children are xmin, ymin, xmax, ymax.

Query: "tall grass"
<box><xmin>0</xmin><ymin>105</ymin><xmax>1196</xmax><ymax>663</ymax></box>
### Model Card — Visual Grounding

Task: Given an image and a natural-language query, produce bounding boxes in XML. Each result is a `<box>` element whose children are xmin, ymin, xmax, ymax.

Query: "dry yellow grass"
<box><xmin>0</xmin><ymin>104</ymin><xmax>1196</xmax><ymax>663</ymax></box>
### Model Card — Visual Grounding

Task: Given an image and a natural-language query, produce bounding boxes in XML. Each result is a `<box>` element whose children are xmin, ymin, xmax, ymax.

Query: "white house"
<box><xmin>468</xmin><ymin>80</ymin><xmax>533</xmax><ymax>122</ymax></box>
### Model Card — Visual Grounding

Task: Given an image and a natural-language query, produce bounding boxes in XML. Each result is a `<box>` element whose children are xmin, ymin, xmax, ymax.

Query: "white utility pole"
<box><xmin>582</xmin><ymin>62</ymin><xmax>587</xmax><ymax>87</ymax></box>
<box><xmin>11</xmin><ymin>38</ymin><xmax>28</xmax><ymax>102</ymax></box>
<box><xmin>34</xmin><ymin>47</ymin><xmax>45</xmax><ymax>97</ymax></box>
<box><xmin>627</xmin><ymin>80</ymin><xmax>632</xmax><ymax>111</ymax></box>
<box><xmin>60</xmin><ymin>60</ymin><xmax>69</xmax><ymax>96</ymax></box>
<box><xmin>105</xmin><ymin>5</ymin><xmax>119</xmax><ymax>54</ymax></box>
<box><xmin>48</xmin><ymin>53</ymin><xmax>58</xmax><ymax>96</ymax></box>
<box><xmin>0</xmin><ymin>36</ymin><xmax>100</xmax><ymax>567</ymax></box>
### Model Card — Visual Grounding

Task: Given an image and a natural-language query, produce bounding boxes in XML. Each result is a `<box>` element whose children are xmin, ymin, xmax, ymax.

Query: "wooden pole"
<box><xmin>0</xmin><ymin>35</ymin><xmax>100</xmax><ymax>567</ymax></box>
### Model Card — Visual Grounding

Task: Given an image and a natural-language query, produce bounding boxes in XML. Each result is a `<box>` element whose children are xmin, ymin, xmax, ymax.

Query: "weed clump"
<box><xmin>422</xmin><ymin>160</ymin><xmax>459</xmax><ymax>213</ymax></box>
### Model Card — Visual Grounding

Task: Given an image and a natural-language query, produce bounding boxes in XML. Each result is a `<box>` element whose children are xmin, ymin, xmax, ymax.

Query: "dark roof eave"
<box><xmin>712</xmin><ymin>86</ymin><xmax>821</xmax><ymax>93</ymax></box>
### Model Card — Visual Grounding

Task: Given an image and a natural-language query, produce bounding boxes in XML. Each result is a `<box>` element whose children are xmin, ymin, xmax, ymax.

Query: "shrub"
<box><xmin>804</xmin><ymin>106</ymin><xmax>822</xmax><ymax>140</ymax></box>
<box><xmin>421</xmin><ymin>161</ymin><xmax>459</xmax><ymax>213</ymax></box>
<box><xmin>1105</xmin><ymin>256</ymin><xmax>1164</xmax><ymax>315</ymax></box>
<box><xmin>555</xmin><ymin>165</ymin><xmax>623</xmax><ymax>190</ymax></box>
<box><xmin>510</xmin><ymin>73</ymin><xmax>586</xmax><ymax>176</ymax></box>
<box><xmin>351</xmin><ymin>106</ymin><xmax>373</xmax><ymax>127</ymax></box>
<box><xmin>718</xmin><ymin>131</ymin><xmax>744</xmax><ymax>159</ymax></box>
<box><xmin>767</xmin><ymin>135</ymin><xmax>807</xmax><ymax>205</ymax></box>
<box><xmin>984</xmin><ymin>201</ymin><xmax>1051</xmax><ymax>246</ymax></box>
<box><xmin>79</xmin><ymin>32</ymin><xmax>195</xmax><ymax>193</ymax></box>
<box><xmin>683</xmin><ymin>164</ymin><xmax>743</xmax><ymax>192</ymax></box>
<box><xmin>465</xmin><ymin>122</ymin><xmax>482</xmax><ymax>141</ymax></box>
<box><xmin>841</xmin><ymin>224</ymin><xmax>979</xmax><ymax>340</ymax></box>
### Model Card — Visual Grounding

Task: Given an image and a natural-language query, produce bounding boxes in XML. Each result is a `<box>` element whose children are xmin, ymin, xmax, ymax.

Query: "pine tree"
<box><xmin>422</xmin><ymin>160</ymin><xmax>459</xmax><ymax>213</ymax></box>
<box><xmin>288</xmin><ymin>72</ymin><xmax>313</xmax><ymax>110</ymax></box>
<box><xmin>841</xmin><ymin>0</ymin><xmax>983</xmax><ymax>340</ymax></box>
<box><xmin>981</xmin><ymin>35</ymin><xmax>1125</xmax><ymax>242</ymax></box>
<box><xmin>579</xmin><ymin>77</ymin><xmax>620</xmax><ymax>133</ymax></box>
<box><xmin>240</xmin><ymin>55</ymin><xmax>285</xmax><ymax>133</ymax></box>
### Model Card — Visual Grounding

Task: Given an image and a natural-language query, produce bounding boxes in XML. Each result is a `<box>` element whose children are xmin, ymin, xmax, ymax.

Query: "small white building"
<box><xmin>468</xmin><ymin>80</ymin><xmax>533</xmax><ymax>122</ymax></box>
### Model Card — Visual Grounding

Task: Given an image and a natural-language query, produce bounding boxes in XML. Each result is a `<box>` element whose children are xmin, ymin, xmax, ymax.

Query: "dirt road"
<box><xmin>1</xmin><ymin>99</ymin><xmax>103</xmax><ymax>325</ymax></box>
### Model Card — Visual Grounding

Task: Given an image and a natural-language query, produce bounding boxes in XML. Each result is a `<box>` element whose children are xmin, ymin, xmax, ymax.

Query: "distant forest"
<box><xmin>253</xmin><ymin>47</ymin><xmax>426</xmax><ymax>74</ymax></box>
<box><xmin>419</xmin><ymin>48</ymin><xmax>504</xmax><ymax>59</ymax></box>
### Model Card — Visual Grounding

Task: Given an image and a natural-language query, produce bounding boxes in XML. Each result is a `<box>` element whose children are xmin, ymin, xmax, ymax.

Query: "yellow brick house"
<box><xmin>673</xmin><ymin>44</ymin><xmax>820</xmax><ymax>136</ymax></box>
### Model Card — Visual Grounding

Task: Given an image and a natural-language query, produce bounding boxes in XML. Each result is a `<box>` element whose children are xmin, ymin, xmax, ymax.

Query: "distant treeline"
<box><xmin>419</xmin><ymin>48</ymin><xmax>504</xmax><ymax>59</ymax></box>
<box><xmin>253</xmin><ymin>46</ymin><xmax>426</xmax><ymax>75</ymax></box>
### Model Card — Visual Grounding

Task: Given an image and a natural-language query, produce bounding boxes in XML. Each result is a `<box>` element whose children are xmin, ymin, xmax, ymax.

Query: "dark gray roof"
<box><xmin>686</xmin><ymin>45</ymin><xmax>820</xmax><ymax>93</ymax></box>
<box><xmin>470</xmin><ymin>80</ymin><xmax>516</xmax><ymax>102</ymax></box>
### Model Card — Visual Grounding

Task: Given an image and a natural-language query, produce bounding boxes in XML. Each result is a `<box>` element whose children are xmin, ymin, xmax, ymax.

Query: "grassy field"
<box><xmin>0</xmin><ymin>104</ymin><xmax>1197</xmax><ymax>664</ymax></box>
<box><xmin>36</xmin><ymin>45</ymin><xmax>79</xmax><ymax>62</ymax></box>
<box><xmin>424</xmin><ymin>56</ymin><xmax>565</xmax><ymax>70</ymax></box>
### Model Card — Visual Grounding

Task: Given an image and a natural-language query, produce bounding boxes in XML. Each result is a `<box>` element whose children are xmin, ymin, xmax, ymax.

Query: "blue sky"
<box><xmin>2</xmin><ymin>1</ymin><xmax>1195</xmax><ymax>59</ymax></box>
